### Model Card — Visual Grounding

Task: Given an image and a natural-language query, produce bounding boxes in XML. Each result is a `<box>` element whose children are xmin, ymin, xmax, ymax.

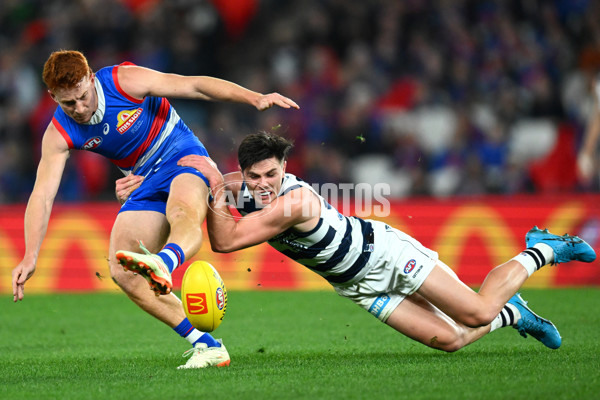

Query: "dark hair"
<box><xmin>43</xmin><ymin>50</ymin><xmax>92</xmax><ymax>92</ymax></box>
<box><xmin>238</xmin><ymin>132</ymin><xmax>294</xmax><ymax>171</ymax></box>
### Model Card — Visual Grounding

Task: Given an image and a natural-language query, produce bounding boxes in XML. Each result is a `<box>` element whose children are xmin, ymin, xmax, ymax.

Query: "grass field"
<box><xmin>1</xmin><ymin>289</ymin><xmax>599</xmax><ymax>400</ymax></box>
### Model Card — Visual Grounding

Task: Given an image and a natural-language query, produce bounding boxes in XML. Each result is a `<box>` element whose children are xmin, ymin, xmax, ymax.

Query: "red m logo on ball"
<box><xmin>186</xmin><ymin>293</ymin><xmax>208</xmax><ymax>314</ymax></box>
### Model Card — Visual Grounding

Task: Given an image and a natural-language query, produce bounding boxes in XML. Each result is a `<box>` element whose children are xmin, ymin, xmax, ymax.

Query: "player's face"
<box><xmin>51</xmin><ymin>74</ymin><xmax>97</xmax><ymax>124</ymax></box>
<box><xmin>242</xmin><ymin>157</ymin><xmax>286</xmax><ymax>205</ymax></box>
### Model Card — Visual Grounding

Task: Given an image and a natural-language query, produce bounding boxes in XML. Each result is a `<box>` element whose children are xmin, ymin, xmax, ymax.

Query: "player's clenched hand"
<box><xmin>12</xmin><ymin>260</ymin><xmax>36</xmax><ymax>302</ymax></box>
<box><xmin>255</xmin><ymin>93</ymin><xmax>300</xmax><ymax>111</ymax></box>
<box><xmin>115</xmin><ymin>174</ymin><xmax>144</xmax><ymax>204</ymax></box>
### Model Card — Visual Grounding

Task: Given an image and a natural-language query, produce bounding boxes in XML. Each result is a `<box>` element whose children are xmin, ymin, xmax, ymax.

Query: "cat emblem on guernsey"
<box><xmin>116</xmin><ymin>108</ymin><xmax>142</xmax><ymax>134</ymax></box>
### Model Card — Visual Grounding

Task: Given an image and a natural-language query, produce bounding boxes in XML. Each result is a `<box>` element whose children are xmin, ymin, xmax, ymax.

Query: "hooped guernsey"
<box><xmin>235</xmin><ymin>173</ymin><xmax>439</xmax><ymax>322</ymax></box>
<box><xmin>235</xmin><ymin>173</ymin><xmax>376</xmax><ymax>285</ymax></box>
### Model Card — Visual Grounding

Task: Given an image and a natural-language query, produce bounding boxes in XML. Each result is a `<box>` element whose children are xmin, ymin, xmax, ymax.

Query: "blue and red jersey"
<box><xmin>51</xmin><ymin>62</ymin><xmax>205</xmax><ymax>177</ymax></box>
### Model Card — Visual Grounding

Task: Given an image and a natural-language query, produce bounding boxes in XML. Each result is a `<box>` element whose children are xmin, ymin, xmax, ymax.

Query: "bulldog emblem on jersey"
<box><xmin>116</xmin><ymin>108</ymin><xmax>142</xmax><ymax>134</ymax></box>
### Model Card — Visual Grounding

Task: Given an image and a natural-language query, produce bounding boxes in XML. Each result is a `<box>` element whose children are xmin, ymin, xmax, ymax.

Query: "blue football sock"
<box><xmin>157</xmin><ymin>243</ymin><xmax>185</xmax><ymax>273</ymax></box>
<box><xmin>173</xmin><ymin>318</ymin><xmax>221</xmax><ymax>348</ymax></box>
<box><xmin>196</xmin><ymin>333</ymin><xmax>221</xmax><ymax>348</ymax></box>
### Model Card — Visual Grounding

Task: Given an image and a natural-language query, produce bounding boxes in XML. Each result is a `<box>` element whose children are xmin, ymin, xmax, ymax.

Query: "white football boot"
<box><xmin>177</xmin><ymin>339</ymin><xmax>230</xmax><ymax>369</ymax></box>
<box><xmin>116</xmin><ymin>241</ymin><xmax>173</xmax><ymax>295</ymax></box>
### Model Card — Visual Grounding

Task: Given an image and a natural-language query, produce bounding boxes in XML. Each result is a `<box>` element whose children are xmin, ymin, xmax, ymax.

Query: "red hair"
<box><xmin>42</xmin><ymin>50</ymin><xmax>92</xmax><ymax>92</ymax></box>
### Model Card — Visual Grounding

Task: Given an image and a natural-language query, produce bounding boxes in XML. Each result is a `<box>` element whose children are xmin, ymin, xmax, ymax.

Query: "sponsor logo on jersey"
<box><xmin>215</xmin><ymin>287</ymin><xmax>225</xmax><ymax>310</ymax></box>
<box><xmin>369</xmin><ymin>294</ymin><xmax>391</xmax><ymax>318</ymax></box>
<box><xmin>279</xmin><ymin>237</ymin><xmax>309</xmax><ymax>250</ymax></box>
<box><xmin>404</xmin><ymin>259</ymin><xmax>416</xmax><ymax>274</ymax></box>
<box><xmin>186</xmin><ymin>293</ymin><xmax>208</xmax><ymax>314</ymax></box>
<box><xmin>116</xmin><ymin>108</ymin><xmax>142</xmax><ymax>134</ymax></box>
<box><xmin>82</xmin><ymin>136</ymin><xmax>102</xmax><ymax>150</ymax></box>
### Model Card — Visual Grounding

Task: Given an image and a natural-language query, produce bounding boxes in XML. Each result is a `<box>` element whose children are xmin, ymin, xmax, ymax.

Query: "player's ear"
<box><xmin>282</xmin><ymin>160</ymin><xmax>287</xmax><ymax>173</ymax></box>
<box><xmin>48</xmin><ymin>90</ymin><xmax>57</xmax><ymax>102</ymax></box>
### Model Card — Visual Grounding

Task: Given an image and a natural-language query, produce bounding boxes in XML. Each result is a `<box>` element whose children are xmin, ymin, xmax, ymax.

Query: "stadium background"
<box><xmin>0</xmin><ymin>0</ymin><xmax>599</xmax><ymax>293</ymax></box>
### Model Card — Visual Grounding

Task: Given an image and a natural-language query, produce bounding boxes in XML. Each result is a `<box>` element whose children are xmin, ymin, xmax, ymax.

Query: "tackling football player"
<box><xmin>169</xmin><ymin>132</ymin><xmax>596</xmax><ymax>352</ymax></box>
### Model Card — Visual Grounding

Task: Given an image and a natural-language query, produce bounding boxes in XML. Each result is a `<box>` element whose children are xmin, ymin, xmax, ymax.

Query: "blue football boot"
<box><xmin>525</xmin><ymin>226</ymin><xmax>596</xmax><ymax>265</ymax></box>
<box><xmin>508</xmin><ymin>293</ymin><xmax>561</xmax><ymax>349</ymax></box>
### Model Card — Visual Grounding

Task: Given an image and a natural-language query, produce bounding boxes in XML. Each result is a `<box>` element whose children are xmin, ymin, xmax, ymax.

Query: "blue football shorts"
<box><xmin>119</xmin><ymin>145</ymin><xmax>210</xmax><ymax>214</ymax></box>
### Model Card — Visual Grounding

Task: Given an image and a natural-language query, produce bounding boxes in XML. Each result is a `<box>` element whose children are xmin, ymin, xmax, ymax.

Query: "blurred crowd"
<box><xmin>1</xmin><ymin>0</ymin><xmax>600</xmax><ymax>203</ymax></box>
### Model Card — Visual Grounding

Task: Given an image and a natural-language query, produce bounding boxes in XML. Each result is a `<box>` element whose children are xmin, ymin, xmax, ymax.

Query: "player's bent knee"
<box><xmin>437</xmin><ymin>337</ymin><xmax>466</xmax><ymax>353</ymax></box>
<box><xmin>428</xmin><ymin>328</ymin><xmax>466</xmax><ymax>353</ymax></box>
<box><xmin>466</xmin><ymin>309</ymin><xmax>497</xmax><ymax>328</ymax></box>
<box><xmin>439</xmin><ymin>344</ymin><xmax>462</xmax><ymax>353</ymax></box>
<box><xmin>455</xmin><ymin>308</ymin><xmax>497</xmax><ymax>328</ymax></box>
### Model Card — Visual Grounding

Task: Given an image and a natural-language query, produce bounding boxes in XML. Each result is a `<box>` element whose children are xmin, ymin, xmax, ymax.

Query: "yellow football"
<box><xmin>181</xmin><ymin>261</ymin><xmax>227</xmax><ymax>332</ymax></box>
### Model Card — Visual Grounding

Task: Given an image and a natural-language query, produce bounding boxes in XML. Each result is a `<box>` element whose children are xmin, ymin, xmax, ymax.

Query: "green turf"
<box><xmin>1</xmin><ymin>289</ymin><xmax>599</xmax><ymax>400</ymax></box>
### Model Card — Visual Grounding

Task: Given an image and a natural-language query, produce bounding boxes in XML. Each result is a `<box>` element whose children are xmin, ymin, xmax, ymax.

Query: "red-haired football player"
<box><xmin>11</xmin><ymin>50</ymin><xmax>299</xmax><ymax>369</ymax></box>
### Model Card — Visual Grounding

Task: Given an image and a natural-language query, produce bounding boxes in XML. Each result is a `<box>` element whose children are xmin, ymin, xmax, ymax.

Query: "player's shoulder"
<box><xmin>96</xmin><ymin>62</ymin><xmax>144</xmax><ymax>82</ymax></box>
<box><xmin>278</xmin><ymin>174</ymin><xmax>319</xmax><ymax>207</ymax></box>
<box><xmin>280</xmin><ymin>174</ymin><xmax>317</xmax><ymax>200</ymax></box>
<box><xmin>94</xmin><ymin>65</ymin><xmax>115</xmax><ymax>79</ymax></box>
<box><xmin>281</xmin><ymin>173</ymin><xmax>307</xmax><ymax>189</ymax></box>
<box><xmin>284</xmin><ymin>172</ymin><xmax>303</xmax><ymax>182</ymax></box>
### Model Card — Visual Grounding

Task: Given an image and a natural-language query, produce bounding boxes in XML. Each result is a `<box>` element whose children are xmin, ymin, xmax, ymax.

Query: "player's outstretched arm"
<box><xmin>116</xmin><ymin>65</ymin><xmax>300</xmax><ymax>111</ymax></box>
<box><xmin>178</xmin><ymin>155</ymin><xmax>317</xmax><ymax>253</ymax></box>
<box><xmin>208</xmin><ymin>187</ymin><xmax>317</xmax><ymax>252</ymax></box>
<box><xmin>12</xmin><ymin>123</ymin><xmax>69</xmax><ymax>302</ymax></box>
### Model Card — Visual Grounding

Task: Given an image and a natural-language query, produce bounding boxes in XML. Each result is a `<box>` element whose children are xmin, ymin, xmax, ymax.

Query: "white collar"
<box><xmin>85</xmin><ymin>76</ymin><xmax>105</xmax><ymax>125</ymax></box>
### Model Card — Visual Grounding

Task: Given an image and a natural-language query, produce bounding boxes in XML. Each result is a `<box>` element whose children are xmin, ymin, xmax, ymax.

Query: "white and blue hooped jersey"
<box><xmin>51</xmin><ymin>62</ymin><xmax>205</xmax><ymax>177</ymax></box>
<box><xmin>236</xmin><ymin>173</ymin><xmax>375</xmax><ymax>285</ymax></box>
